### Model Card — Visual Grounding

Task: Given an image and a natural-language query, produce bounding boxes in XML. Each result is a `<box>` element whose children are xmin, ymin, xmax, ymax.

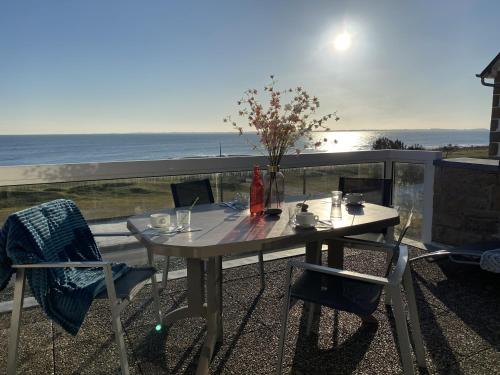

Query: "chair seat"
<box><xmin>96</xmin><ymin>266</ymin><xmax>156</xmax><ymax>300</ymax></box>
<box><xmin>290</xmin><ymin>270</ymin><xmax>384</xmax><ymax>316</ymax></box>
<box><xmin>343</xmin><ymin>232</ymin><xmax>385</xmax><ymax>243</ymax></box>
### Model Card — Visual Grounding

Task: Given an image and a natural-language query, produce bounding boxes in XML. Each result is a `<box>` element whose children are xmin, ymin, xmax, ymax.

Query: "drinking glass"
<box><xmin>331</xmin><ymin>191</ymin><xmax>343</xmax><ymax>220</ymax></box>
<box><xmin>176</xmin><ymin>209</ymin><xmax>191</xmax><ymax>229</ymax></box>
<box><xmin>288</xmin><ymin>204</ymin><xmax>300</xmax><ymax>224</ymax></box>
<box><xmin>240</xmin><ymin>193</ymin><xmax>249</xmax><ymax>207</ymax></box>
<box><xmin>234</xmin><ymin>192</ymin><xmax>249</xmax><ymax>209</ymax></box>
<box><xmin>330</xmin><ymin>205</ymin><xmax>342</xmax><ymax>220</ymax></box>
<box><xmin>331</xmin><ymin>191</ymin><xmax>342</xmax><ymax>206</ymax></box>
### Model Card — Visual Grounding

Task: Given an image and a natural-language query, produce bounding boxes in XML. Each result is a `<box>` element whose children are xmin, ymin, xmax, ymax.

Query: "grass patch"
<box><xmin>440</xmin><ymin>145</ymin><xmax>488</xmax><ymax>159</ymax></box>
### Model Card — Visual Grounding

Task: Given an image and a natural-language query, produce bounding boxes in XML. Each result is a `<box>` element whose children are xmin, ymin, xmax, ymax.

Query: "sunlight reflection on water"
<box><xmin>319</xmin><ymin>131</ymin><xmax>367</xmax><ymax>152</ymax></box>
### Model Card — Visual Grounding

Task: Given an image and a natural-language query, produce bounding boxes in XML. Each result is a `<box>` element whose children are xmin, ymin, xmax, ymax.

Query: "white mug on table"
<box><xmin>150</xmin><ymin>213</ymin><xmax>170</xmax><ymax>228</ymax></box>
<box><xmin>295</xmin><ymin>211</ymin><xmax>319</xmax><ymax>228</ymax></box>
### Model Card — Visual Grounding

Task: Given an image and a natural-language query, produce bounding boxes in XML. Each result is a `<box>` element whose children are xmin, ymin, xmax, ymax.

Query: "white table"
<box><xmin>127</xmin><ymin>198</ymin><xmax>399</xmax><ymax>374</ymax></box>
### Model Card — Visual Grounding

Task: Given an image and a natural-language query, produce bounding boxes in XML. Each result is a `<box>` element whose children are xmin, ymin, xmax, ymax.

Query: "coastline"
<box><xmin>0</xmin><ymin>128</ymin><xmax>489</xmax><ymax>136</ymax></box>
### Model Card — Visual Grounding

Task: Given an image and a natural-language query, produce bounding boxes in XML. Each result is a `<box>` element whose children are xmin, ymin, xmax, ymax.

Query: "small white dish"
<box><xmin>156</xmin><ymin>226</ymin><xmax>177</xmax><ymax>233</ymax></box>
<box><xmin>147</xmin><ymin>224</ymin><xmax>175</xmax><ymax>231</ymax></box>
<box><xmin>294</xmin><ymin>223</ymin><xmax>316</xmax><ymax>230</ymax></box>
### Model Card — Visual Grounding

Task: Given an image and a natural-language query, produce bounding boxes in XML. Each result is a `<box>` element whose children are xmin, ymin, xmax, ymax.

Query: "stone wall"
<box><xmin>433</xmin><ymin>158</ymin><xmax>500</xmax><ymax>245</ymax></box>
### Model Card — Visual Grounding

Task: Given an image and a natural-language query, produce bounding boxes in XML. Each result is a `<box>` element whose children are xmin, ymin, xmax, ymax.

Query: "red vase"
<box><xmin>250</xmin><ymin>165</ymin><xmax>264</xmax><ymax>216</ymax></box>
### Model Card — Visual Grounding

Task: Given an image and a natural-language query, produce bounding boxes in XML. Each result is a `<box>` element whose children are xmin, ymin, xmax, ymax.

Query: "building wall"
<box><xmin>433</xmin><ymin>159</ymin><xmax>500</xmax><ymax>245</ymax></box>
<box><xmin>488</xmin><ymin>73</ymin><xmax>500</xmax><ymax>157</ymax></box>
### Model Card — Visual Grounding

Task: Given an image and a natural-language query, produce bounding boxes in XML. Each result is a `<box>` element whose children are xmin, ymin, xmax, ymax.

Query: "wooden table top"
<box><xmin>127</xmin><ymin>198</ymin><xmax>400</xmax><ymax>258</ymax></box>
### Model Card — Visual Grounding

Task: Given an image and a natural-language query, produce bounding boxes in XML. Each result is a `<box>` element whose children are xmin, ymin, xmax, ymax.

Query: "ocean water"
<box><xmin>0</xmin><ymin>129</ymin><xmax>489</xmax><ymax>166</ymax></box>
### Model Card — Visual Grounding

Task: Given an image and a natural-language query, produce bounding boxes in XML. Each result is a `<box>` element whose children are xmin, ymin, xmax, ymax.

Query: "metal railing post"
<box><xmin>384</xmin><ymin>157</ymin><xmax>394</xmax><ymax>206</ymax></box>
<box><xmin>217</xmin><ymin>173</ymin><xmax>223</xmax><ymax>203</ymax></box>
<box><xmin>421</xmin><ymin>160</ymin><xmax>435</xmax><ymax>244</ymax></box>
<box><xmin>302</xmin><ymin>168</ymin><xmax>307</xmax><ymax>195</ymax></box>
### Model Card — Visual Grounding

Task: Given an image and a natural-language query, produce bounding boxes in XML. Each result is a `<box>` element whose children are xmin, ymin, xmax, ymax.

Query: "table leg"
<box><xmin>305</xmin><ymin>240</ymin><xmax>322</xmax><ymax>265</ymax></box>
<box><xmin>327</xmin><ymin>239</ymin><xmax>344</xmax><ymax>269</ymax></box>
<box><xmin>163</xmin><ymin>258</ymin><xmax>207</xmax><ymax>326</ymax></box>
<box><xmin>314</xmin><ymin>239</ymin><xmax>344</xmax><ymax>330</ymax></box>
<box><xmin>196</xmin><ymin>256</ymin><xmax>223</xmax><ymax>375</ymax></box>
<box><xmin>187</xmin><ymin>258</ymin><xmax>205</xmax><ymax>315</ymax></box>
<box><xmin>216</xmin><ymin>256</ymin><xmax>223</xmax><ymax>342</ymax></box>
<box><xmin>304</xmin><ymin>241</ymin><xmax>322</xmax><ymax>335</ymax></box>
<box><xmin>146</xmin><ymin>248</ymin><xmax>162</xmax><ymax>323</ymax></box>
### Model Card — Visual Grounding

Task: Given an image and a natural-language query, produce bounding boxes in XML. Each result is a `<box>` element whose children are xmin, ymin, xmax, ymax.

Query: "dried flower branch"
<box><xmin>224</xmin><ymin>76</ymin><xmax>339</xmax><ymax>165</ymax></box>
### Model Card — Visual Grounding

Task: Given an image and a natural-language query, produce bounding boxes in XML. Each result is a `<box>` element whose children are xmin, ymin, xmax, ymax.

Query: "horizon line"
<box><xmin>0</xmin><ymin>128</ymin><xmax>490</xmax><ymax>136</ymax></box>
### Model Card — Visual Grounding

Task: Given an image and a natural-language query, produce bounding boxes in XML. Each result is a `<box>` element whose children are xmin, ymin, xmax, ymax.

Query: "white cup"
<box><xmin>295</xmin><ymin>211</ymin><xmax>319</xmax><ymax>228</ymax></box>
<box><xmin>150</xmin><ymin>213</ymin><xmax>170</xmax><ymax>228</ymax></box>
<box><xmin>344</xmin><ymin>193</ymin><xmax>364</xmax><ymax>205</ymax></box>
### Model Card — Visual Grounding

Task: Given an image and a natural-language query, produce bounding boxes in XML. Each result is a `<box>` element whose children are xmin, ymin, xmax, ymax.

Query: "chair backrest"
<box><xmin>339</xmin><ymin>177</ymin><xmax>392</xmax><ymax>207</ymax></box>
<box><xmin>170</xmin><ymin>179</ymin><xmax>215</xmax><ymax>208</ymax></box>
<box><xmin>385</xmin><ymin>210</ymin><xmax>413</xmax><ymax>278</ymax></box>
<box><xmin>0</xmin><ymin>199</ymin><xmax>113</xmax><ymax>334</ymax></box>
<box><xmin>4</xmin><ymin>199</ymin><xmax>101</xmax><ymax>266</ymax></box>
<box><xmin>395</xmin><ymin>210</ymin><xmax>413</xmax><ymax>247</ymax></box>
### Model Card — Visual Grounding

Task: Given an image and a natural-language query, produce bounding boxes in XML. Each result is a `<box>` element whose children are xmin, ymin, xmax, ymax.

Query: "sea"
<box><xmin>0</xmin><ymin>129</ymin><xmax>489</xmax><ymax>166</ymax></box>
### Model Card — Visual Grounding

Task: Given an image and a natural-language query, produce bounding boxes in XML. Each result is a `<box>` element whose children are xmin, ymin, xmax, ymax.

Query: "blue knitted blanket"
<box><xmin>0</xmin><ymin>199</ymin><xmax>129</xmax><ymax>335</ymax></box>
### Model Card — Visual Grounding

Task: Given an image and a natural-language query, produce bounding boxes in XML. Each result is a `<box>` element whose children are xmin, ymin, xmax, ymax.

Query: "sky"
<box><xmin>0</xmin><ymin>0</ymin><xmax>499</xmax><ymax>135</ymax></box>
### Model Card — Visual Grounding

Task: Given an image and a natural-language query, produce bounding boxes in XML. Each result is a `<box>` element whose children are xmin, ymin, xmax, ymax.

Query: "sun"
<box><xmin>334</xmin><ymin>32</ymin><xmax>352</xmax><ymax>51</ymax></box>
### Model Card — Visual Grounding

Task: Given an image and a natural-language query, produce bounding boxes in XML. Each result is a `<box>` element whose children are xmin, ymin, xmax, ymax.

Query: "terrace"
<box><xmin>1</xmin><ymin>150</ymin><xmax>499</xmax><ymax>374</ymax></box>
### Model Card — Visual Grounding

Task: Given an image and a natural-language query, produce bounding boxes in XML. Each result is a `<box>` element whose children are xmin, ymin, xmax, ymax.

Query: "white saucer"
<box><xmin>147</xmin><ymin>224</ymin><xmax>174</xmax><ymax>231</ymax></box>
<box><xmin>295</xmin><ymin>224</ymin><xmax>316</xmax><ymax>230</ymax></box>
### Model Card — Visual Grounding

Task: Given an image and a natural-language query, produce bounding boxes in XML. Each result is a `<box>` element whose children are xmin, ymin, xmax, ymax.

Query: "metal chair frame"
<box><xmin>276</xmin><ymin>243</ymin><xmax>426</xmax><ymax>375</ymax></box>
<box><xmin>411</xmin><ymin>249</ymin><xmax>482</xmax><ymax>265</ymax></box>
<box><xmin>277</xmin><ymin>211</ymin><xmax>425</xmax><ymax>375</ymax></box>
<box><xmin>410</xmin><ymin>240</ymin><xmax>500</xmax><ymax>268</ymax></box>
<box><xmin>7</xmin><ymin>250</ymin><xmax>162</xmax><ymax>375</ymax></box>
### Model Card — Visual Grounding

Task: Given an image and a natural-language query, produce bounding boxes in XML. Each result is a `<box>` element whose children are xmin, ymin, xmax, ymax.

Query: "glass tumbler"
<box><xmin>331</xmin><ymin>191</ymin><xmax>342</xmax><ymax>206</ymax></box>
<box><xmin>176</xmin><ymin>209</ymin><xmax>191</xmax><ymax>229</ymax></box>
<box><xmin>331</xmin><ymin>190</ymin><xmax>343</xmax><ymax>219</ymax></box>
<box><xmin>288</xmin><ymin>204</ymin><xmax>300</xmax><ymax>224</ymax></box>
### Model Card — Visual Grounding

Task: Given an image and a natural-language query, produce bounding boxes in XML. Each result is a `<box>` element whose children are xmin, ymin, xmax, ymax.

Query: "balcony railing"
<box><xmin>0</xmin><ymin>149</ymin><xmax>441</xmax><ymax>243</ymax></box>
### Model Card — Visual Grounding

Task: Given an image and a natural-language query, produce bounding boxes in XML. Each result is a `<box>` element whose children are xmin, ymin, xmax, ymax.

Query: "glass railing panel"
<box><xmin>219</xmin><ymin>170</ymin><xmax>251</xmax><ymax>202</ymax></box>
<box><xmin>220</xmin><ymin>167</ymin><xmax>304</xmax><ymax>202</ymax></box>
<box><xmin>304</xmin><ymin>163</ymin><xmax>384</xmax><ymax>196</ymax></box>
<box><xmin>278</xmin><ymin>167</ymin><xmax>305</xmax><ymax>197</ymax></box>
<box><xmin>393</xmin><ymin>162</ymin><xmax>424</xmax><ymax>240</ymax></box>
<box><xmin>0</xmin><ymin>161</ymin><xmax>424</xmax><ymax>253</ymax></box>
<box><xmin>0</xmin><ymin>173</ymin><xmax>219</xmax><ymax>224</ymax></box>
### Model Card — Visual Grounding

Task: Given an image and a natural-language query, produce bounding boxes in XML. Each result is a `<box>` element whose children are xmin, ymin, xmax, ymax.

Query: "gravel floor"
<box><xmin>0</xmin><ymin>246</ymin><xmax>499</xmax><ymax>374</ymax></box>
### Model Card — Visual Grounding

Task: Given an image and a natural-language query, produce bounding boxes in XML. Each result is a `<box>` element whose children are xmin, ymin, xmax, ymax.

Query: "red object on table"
<box><xmin>250</xmin><ymin>165</ymin><xmax>264</xmax><ymax>215</ymax></box>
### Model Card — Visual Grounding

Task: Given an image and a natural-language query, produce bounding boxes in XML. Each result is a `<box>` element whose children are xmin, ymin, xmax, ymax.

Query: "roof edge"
<box><xmin>477</xmin><ymin>52</ymin><xmax>500</xmax><ymax>79</ymax></box>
